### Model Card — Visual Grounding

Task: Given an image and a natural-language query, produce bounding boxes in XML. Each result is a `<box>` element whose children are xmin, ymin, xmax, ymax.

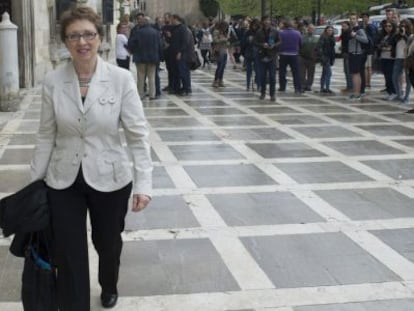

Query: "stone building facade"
<box><xmin>0</xmin><ymin>0</ymin><xmax>202</xmax><ymax>88</ymax></box>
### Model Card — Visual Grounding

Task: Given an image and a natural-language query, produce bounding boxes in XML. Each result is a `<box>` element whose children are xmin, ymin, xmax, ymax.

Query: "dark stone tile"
<box><xmin>323</xmin><ymin>140</ymin><xmax>404</xmax><ymax>156</ymax></box>
<box><xmin>151</xmin><ymin>149</ymin><xmax>159</xmax><ymax>162</ymax></box>
<box><xmin>148</xmin><ymin>117</ymin><xmax>203</xmax><ymax>128</ymax></box>
<box><xmin>269</xmin><ymin>115</ymin><xmax>329</xmax><ymax>125</ymax></box>
<box><xmin>325</xmin><ymin>114</ymin><xmax>388</xmax><ymax>123</ymax></box>
<box><xmin>275</xmin><ymin>161</ymin><xmax>373</xmax><ymax>184</ymax></box>
<box><xmin>143</xmin><ymin>101</ymin><xmax>177</xmax><ymax>108</ymax></box>
<box><xmin>22</xmin><ymin>111</ymin><xmax>40</xmax><ymax>120</ymax></box>
<box><xmin>315</xmin><ymin>188</ymin><xmax>414</xmax><ymax>220</ymax></box>
<box><xmin>247</xmin><ymin>142</ymin><xmax>327</xmax><ymax>158</ymax></box>
<box><xmin>294</xmin><ymin>299</ymin><xmax>414</xmax><ymax>311</ymax></box>
<box><xmin>393</xmin><ymin>139</ymin><xmax>414</xmax><ymax>148</ymax></box>
<box><xmin>169</xmin><ymin>144</ymin><xmax>245</xmax><ymax>161</ymax></box>
<box><xmin>219</xmin><ymin>92</ymin><xmax>258</xmax><ymax>98</ymax></box>
<box><xmin>357</xmin><ymin>125</ymin><xmax>414</xmax><ymax>136</ymax></box>
<box><xmin>0</xmin><ymin>148</ymin><xmax>34</xmax><ymax>165</ymax></box>
<box><xmin>362</xmin><ymin>159</ymin><xmax>414</xmax><ymax>180</ymax></box>
<box><xmin>301</xmin><ymin>105</ymin><xmax>354</xmax><ymax>113</ymax></box>
<box><xmin>16</xmin><ymin>120</ymin><xmax>39</xmax><ymax>132</ymax></box>
<box><xmin>289</xmin><ymin>98</ymin><xmax>330</xmax><ymax>105</ymax></box>
<box><xmin>125</xmin><ymin>195</ymin><xmax>200</xmax><ymax>230</ymax></box>
<box><xmin>249</xmin><ymin>106</ymin><xmax>300</xmax><ymax>114</ymax></box>
<box><xmin>292</xmin><ymin>126</ymin><xmax>361</xmax><ymax>138</ymax></box>
<box><xmin>209</xmin><ymin>116</ymin><xmax>266</xmax><ymax>126</ymax></box>
<box><xmin>223</xmin><ymin>127</ymin><xmax>292</xmax><ymax>140</ymax></box>
<box><xmin>153</xmin><ymin>166</ymin><xmax>175</xmax><ymax>188</ymax></box>
<box><xmin>184</xmin><ymin>164</ymin><xmax>277</xmax><ymax>187</ymax></box>
<box><xmin>145</xmin><ymin>108</ymin><xmax>189</xmax><ymax>117</ymax></box>
<box><xmin>371</xmin><ymin>228</ymin><xmax>414</xmax><ymax>263</ymax></box>
<box><xmin>0</xmin><ymin>169</ymin><xmax>31</xmax><ymax>193</ymax></box>
<box><xmin>195</xmin><ymin>107</ymin><xmax>245</xmax><ymax>115</ymax></box>
<box><xmin>183</xmin><ymin>99</ymin><xmax>229</xmax><ymax>107</ymax></box>
<box><xmin>157</xmin><ymin>129</ymin><xmax>220</xmax><ymax>142</ymax></box>
<box><xmin>241</xmin><ymin>233</ymin><xmax>401</xmax><ymax>288</ymax></box>
<box><xmin>351</xmin><ymin>104</ymin><xmax>406</xmax><ymax>112</ymax></box>
<box><xmin>7</xmin><ymin>134</ymin><xmax>37</xmax><ymax>145</ymax></box>
<box><xmin>0</xmin><ymin>246</ymin><xmax>23</xmax><ymax>301</ymax></box>
<box><xmin>119</xmin><ymin>239</ymin><xmax>240</xmax><ymax>296</ymax></box>
<box><xmin>207</xmin><ymin>192</ymin><xmax>324</xmax><ymax>226</ymax></box>
<box><xmin>382</xmin><ymin>113</ymin><xmax>414</xmax><ymax>122</ymax></box>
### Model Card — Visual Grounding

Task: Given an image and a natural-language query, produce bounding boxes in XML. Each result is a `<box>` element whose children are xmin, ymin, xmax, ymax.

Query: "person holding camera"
<box><xmin>393</xmin><ymin>19</ymin><xmax>413</xmax><ymax>103</ymax></box>
<box><xmin>378</xmin><ymin>20</ymin><xmax>397</xmax><ymax>100</ymax></box>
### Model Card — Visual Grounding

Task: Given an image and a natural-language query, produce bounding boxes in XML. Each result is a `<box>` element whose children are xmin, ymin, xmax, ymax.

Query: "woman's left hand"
<box><xmin>132</xmin><ymin>194</ymin><xmax>151</xmax><ymax>212</ymax></box>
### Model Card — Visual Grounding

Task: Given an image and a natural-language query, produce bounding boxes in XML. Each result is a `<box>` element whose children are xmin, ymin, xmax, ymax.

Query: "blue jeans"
<box><xmin>392</xmin><ymin>59</ymin><xmax>404</xmax><ymax>99</ymax></box>
<box><xmin>343</xmin><ymin>54</ymin><xmax>352</xmax><ymax>89</ymax></box>
<box><xmin>381</xmin><ymin>58</ymin><xmax>396</xmax><ymax>95</ymax></box>
<box><xmin>214</xmin><ymin>52</ymin><xmax>227</xmax><ymax>81</ymax></box>
<box><xmin>403</xmin><ymin>69</ymin><xmax>412</xmax><ymax>101</ymax></box>
<box><xmin>320</xmin><ymin>63</ymin><xmax>332</xmax><ymax>90</ymax></box>
<box><xmin>259</xmin><ymin>58</ymin><xmax>276</xmax><ymax>97</ymax></box>
<box><xmin>245</xmin><ymin>56</ymin><xmax>259</xmax><ymax>89</ymax></box>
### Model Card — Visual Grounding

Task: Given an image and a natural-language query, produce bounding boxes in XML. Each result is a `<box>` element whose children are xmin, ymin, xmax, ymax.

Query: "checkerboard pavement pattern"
<box><xmin>1</xmin><ymin>62</ymin><xmax>414</xmax><ymax>310</ymax></box>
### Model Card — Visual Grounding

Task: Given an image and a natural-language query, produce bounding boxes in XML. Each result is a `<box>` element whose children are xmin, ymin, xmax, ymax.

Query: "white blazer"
<box><xmin>31</xmin><ymin>57</ymin><xmax>152</xmax><ymax>196</ymax></box>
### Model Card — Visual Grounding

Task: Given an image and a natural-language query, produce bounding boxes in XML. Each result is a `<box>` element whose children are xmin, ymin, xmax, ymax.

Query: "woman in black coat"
<box><xmin>317</xmin><ymin>25</ymin><xmax>336</xmax><ymax>93</ymax></box>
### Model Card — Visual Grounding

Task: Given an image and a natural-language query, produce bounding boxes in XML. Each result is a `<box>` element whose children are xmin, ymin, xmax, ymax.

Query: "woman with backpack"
<box><xmin>197</xmin><ymin>21</ymin><xmax>213</xmax><ymax>69</ymax></box>
<box><xmin>317</xmin><ymin>25</ymin><xmax>336</xmax><ymax>94</ymax></box>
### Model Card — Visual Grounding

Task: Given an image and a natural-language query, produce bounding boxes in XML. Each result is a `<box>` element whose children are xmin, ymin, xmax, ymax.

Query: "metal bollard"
<box><xmin>0</xmin><ymin>12</ymin><xmax>20</xmax><ymax>111</ymax></box>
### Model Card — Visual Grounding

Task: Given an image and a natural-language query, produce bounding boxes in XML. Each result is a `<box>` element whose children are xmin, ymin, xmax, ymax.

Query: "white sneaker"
<box><xmin>387</xmin><ymin>94</ymin><xmax>397</xmax><ymax>101</ymax></box>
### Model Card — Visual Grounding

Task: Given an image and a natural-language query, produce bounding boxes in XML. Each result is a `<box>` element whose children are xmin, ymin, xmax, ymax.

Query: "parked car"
<box><xmin>313</xmin><ymin>25</ymin><xmax>342</xmax><ymax>56</ymax></box>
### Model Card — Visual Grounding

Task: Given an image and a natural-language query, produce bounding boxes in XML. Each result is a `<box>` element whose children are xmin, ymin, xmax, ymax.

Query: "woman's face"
<box><xmin>64</xmin><ymin>19</ymin><xmax>100</xmax><ymax>64</ymax></box>
<box><xmin>384</xmin><ymin>23</ymin><xmax>393</xmax><ymax>33</ymax></box>
<box><xmin>326</xmin><ymin>27</ymin><xmax>333</xmax><ymax>36</ymax></box>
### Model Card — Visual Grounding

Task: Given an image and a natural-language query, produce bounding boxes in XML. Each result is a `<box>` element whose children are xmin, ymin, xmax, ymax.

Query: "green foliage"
<box><xmin>199</xmin><ymin>0</ymin><xmax>220</xmax><ymax>18</ymax></box>
<box><xmin>216</xmin><ymin>0</ymin><xmax>414</xmax><ymax>18</ymax></box>
<box><xmin>218</xmin><ymin>0</ymin><xmax>260</xmax><ymax>17</ymax></box>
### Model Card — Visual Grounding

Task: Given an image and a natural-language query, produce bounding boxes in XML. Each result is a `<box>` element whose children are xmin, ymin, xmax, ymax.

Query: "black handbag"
<box><xmin>189</xmin><ymin>51</ymin><xmax>201</xmax><ymax>70</ymax></box>
<box><xmin>22</xmin><ymin>231</ymin><xmax>57</xmax><ymax>311</ymax></box>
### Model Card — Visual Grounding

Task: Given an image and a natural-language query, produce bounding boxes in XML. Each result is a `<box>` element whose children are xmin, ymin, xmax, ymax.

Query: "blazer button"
<box><xmin>83</xmin><ymin>153</ymin><xmax>87</xmax><ymax>158</ymax></box>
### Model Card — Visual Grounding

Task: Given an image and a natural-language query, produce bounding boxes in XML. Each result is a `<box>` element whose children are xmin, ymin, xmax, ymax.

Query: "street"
<box><xmin>1</xmin><ymin>61</ymin><xmax>414</xmax><ymax>310</ymax></box>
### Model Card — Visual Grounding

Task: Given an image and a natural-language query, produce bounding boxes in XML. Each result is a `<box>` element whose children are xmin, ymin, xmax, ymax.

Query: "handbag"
<box><xmin>189</xmin><ymin>51</ymin><xmax>201</xmax><ymax>70</ymax></box>
<box><xmin>22</xmin><ymin>231</ymin><xmax>57</xmax><ymax>311</ymax></box>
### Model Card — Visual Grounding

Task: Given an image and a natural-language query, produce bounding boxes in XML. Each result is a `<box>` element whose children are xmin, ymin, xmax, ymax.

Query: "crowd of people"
<box><xmin>115</xmin><ymin>8</ymin><xmax>414</xmax><ymax>105</ymax></box>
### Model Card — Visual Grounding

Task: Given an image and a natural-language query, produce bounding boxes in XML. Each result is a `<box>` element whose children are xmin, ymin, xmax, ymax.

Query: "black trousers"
<box><xmin>48</xmin><ymin>170</ymin><xmax>132</xmax><ymax>311</ymax></box>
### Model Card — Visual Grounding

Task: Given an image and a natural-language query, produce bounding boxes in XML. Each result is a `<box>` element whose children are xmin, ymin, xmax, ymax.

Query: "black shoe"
<box><xmin>101</xmin><ymin>292</ymin><xmax>118</xmax><ymax>308</ymax></box>
<box><xmin>259</xmin><ymin>94</ymin><xmax>265</xmax><ymax>100</ymax></box>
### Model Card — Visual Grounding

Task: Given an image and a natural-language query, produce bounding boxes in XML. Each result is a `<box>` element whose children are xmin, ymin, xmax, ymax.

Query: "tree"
<box><xmin>199</xmin><ymin>0</ymin><xmax>220</xmax><ymax>18</ymax></box>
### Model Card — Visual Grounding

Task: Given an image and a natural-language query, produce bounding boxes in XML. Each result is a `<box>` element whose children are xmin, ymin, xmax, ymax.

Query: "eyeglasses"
<box><xmin>65</xmin><ymin>32</ymin><xmax>98</xmax><ymax>42</ymax></box>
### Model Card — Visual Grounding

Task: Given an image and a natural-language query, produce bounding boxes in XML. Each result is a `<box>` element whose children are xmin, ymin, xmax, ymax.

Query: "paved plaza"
<box><xmin>1</xmin><ymin>62</ymin><xmax>414</xmax><ymax>310</ymax></box>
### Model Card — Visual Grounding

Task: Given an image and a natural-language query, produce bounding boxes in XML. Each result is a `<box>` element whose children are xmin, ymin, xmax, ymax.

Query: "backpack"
<box><xmin>361</xmin><ymin>24</ymin><xmax>377</xmax><ymax>54</ymax></box>
<box><xmin>201</xmin><ymin>29</ymin><xmax>213</xmax><ymax>44</ymax></box>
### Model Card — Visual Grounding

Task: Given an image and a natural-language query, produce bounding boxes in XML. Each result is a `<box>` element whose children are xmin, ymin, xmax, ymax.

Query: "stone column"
<box><xmin>0</xmin><ymin>12</ymin><xmax>20</xmax><ymax>111</ymax></box>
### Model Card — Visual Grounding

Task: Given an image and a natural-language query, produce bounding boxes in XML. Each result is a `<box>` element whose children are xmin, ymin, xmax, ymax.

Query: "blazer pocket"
<box><xmin>97</xmin><ymin>158</ymin><xmax>114</xmax><ymax>176</ymax></box>
<box><xmin>114</xmin><ymin>161</ymin><xmax>130</xmax><ymax>182</ymax></box>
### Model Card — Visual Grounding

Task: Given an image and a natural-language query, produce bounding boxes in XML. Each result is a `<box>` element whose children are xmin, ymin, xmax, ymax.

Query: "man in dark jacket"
<box><xmin>170</xmin><ymin>14</ymin><xmax>193</xmax><ymax>95</ymax></box>
<box><xmin>128</xmin><ymin>16</ymin><xmax>161</xmax><ymax>100</ymax></box>
<box><xmin>254</xmin><ymin>15</ymin><xmax>280</xmax><ymax>101</ymax></box>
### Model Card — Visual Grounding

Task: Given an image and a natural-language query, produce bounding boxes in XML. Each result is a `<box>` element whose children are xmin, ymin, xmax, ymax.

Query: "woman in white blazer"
<box><xmin>30</xmin><ymin>6</ymin><xmax>152</xmax><ymax>310</ymax></box>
